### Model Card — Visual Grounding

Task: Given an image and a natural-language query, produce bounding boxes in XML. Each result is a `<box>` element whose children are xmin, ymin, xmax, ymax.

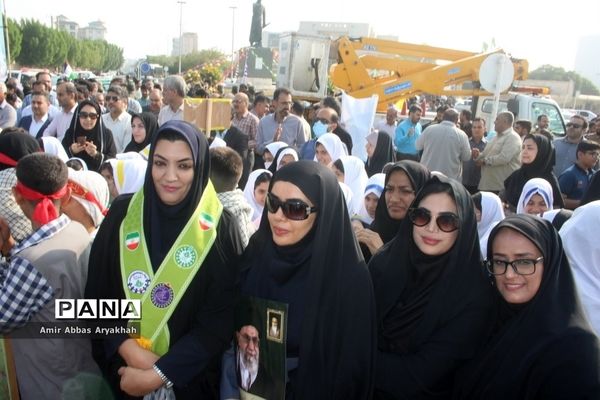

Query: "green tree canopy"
<box><xmin>147</xmin><ymin>49</ymin><xmax>229</xmax><ymax>75</ymax></box>
<box><xmin>530</xmin><ymin>65</ymin><xmax>600</xmax><ymax>96</ymax></box>
<box><xmin>6</xmin><ymin>18</ymin><xmax>22</xmax><ymax>63</ymax></box>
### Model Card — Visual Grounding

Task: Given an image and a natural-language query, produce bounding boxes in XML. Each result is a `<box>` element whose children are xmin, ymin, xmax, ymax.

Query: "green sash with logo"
<box><xmin>119</xmin><ymin>181</ymin><xmax>222</xmax><ymax>356</ymax></box>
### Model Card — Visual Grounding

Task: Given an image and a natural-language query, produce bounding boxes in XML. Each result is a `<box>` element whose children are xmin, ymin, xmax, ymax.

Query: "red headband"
<box><xmin>0</xmin><ymin>152</ymin><xmax>17</xmax><ymax>167</ymax></box>
<box><xmin>15</xmin><ymin>181</ymin><xmax>68</xmax><ymax>225</ymax></box>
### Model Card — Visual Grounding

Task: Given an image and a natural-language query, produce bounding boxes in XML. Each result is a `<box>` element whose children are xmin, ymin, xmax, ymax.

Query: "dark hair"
<box><xmin>537</xmin><ymin>114</ymin><xmax>548</xmax><ymax>122</ymax></box>
<box><xmin>322</xmin><ymin>96</ymin><xmax>341</xmax><ymax>116</ymax></box>
<box><xmin>66</xmin><ymin>158</ymin><xmax>85</xmax><ymax>171</ymax></box>
<box><xmin>471</xmin><ymin>192</ymin><xmax>482</xmax><ymax>212</ymax></box>
<box><xmin>576</xmin><ymin>140</ymin><xmax>600</xmax><ymax>158</ymax></box>
<box><xmin>254</xmin><ymin>171</ymin><xmax>271</xmax><ymax>189</ymax></box>
<box><xmin>460</xmin><ymin>109</ymin><xmax>472</xmax><ymax>120</ymax></box>
<box><xmin>472</xmin><ymin>117</ymin><xmax>486</xmax><ymax>126</ymax></box>
<box><xmin>1</xmin><ymin>127</ymin><xmax>28</xmax><ymax>135</ymax></box>
<box><xmin>417</xmin><ymin>180</ymin><xmax>454</xmax><ymax>207</ymax></box>
<box><xmin>515</xmin><ymin>119</ymin><xmax>532</xmax><ymax>132</ymax></box>
<box><xmin>108</xmin><ymin>85</ymin><xmax>128</xmax><ymax>101</ymax></box>
<box><xmin>16</xmin><ymin>153</ymin><xmax>68</xmax><ymax>195</ymax></box>
<box><xmin>209</xmin><ymin>147</ymin><xmax>243</xmax><ymax>192</ymax></box>
<box><xmin>273</xmin><ymin>87</ymin><xmax>292</xmax><ymax>101</ymax></box>
<box><xmin>292</xmin><ymin>100</ymin><xmax>304</xmax><ymax>115</ymax></box>
<box><xmin>333</xmin><ymin>158</ymin><xmax>345</xmax><ymax>173</ymax></box>
<box><xmin>409</xmin><ymin>105</ymin><xmax>423</xmax><ymax>114</ymax></box>
<box><xmin>436</xmin><ymin>105</ymin><xmax>449</xmax><ymax>113</ymax></box>
<box><xmin>382</xmin><ymin>162</ymin><xmax>396</xmax><ymax>175</ymax></box>
<box><xmin>253</xmin><ymin>94</ymin><xmax>269</xmax><ymax>106</ymax></box>
<box><xmin>571</xmin><ymin>115</ymin><xmax>588</xmax><ymax>130</ymax></box>
<box><xmin>99</xmin><ymin>161</ymin><xmax>114</xmax><ymax>176</ymax></box>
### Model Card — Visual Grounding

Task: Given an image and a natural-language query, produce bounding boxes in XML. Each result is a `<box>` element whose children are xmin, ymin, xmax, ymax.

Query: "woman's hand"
<box><xmin>118</xmin><ymin>338</ymin><xmax>160</xmax><ymax>369</ymax></box>
<box><xmin>355</xmin><ymin>228</ymin><xmax>384</xmax><ymax>254</ymax></box>
<box><xmin>118</xmin><ymin>366</ymin><xmax>163</xmax><ymax>396</ymax></box>
<box><xmin>84</xmin><ymin>141</ymin><xmax>98</xmax><ymax>157</ymax></box>
<box><xmin>70</xmin><ymin>142</ymin><xmax>86</xmax><ymax>154</ymax></box>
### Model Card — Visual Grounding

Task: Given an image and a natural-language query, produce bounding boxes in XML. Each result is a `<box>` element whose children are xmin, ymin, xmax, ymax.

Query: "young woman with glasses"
<box><xmin>237</xmin><ymin>160</ymin><xmax>376</xmax><ymax>398</ymax></box>
<box><xmin>454</xmin><ymin>214</ymin><xmax>600</xmax><ymax>399</ymax></box>
<box><xmin>369</xmin><ymin>176</ymin><xmax>494</xmax><ymax>399</ymax></box>
<box><xmin>62</xmin><ymin>99</ymin><xmax>116</xmax><ymax>171</ymax></box>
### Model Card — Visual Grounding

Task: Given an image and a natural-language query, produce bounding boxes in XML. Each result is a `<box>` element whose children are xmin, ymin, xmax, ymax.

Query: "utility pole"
<box><xmin>229</xmin><ymin>6</ymin><xmax>237</xmax><ymax>79</ymax></box>
<box><xmin>177</xmin><ymin>0</ymin><xmax>186</xmax><ymax>74</ymax></box>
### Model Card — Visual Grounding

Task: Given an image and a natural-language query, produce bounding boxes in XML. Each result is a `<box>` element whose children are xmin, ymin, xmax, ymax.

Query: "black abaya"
<box><xmin>369</xmin><ymin>176</ymin><xmax>494</xmax><ymax>399</ymax></box>
<box><xmin>453</xmin><ymin>215</ymin><xmax>600</xmax><ymax>399</ymax></box>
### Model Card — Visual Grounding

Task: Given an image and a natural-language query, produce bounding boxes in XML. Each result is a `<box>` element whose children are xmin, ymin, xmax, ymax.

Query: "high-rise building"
<box><xmin>54</xmin><ymin>16</ymin><xmax>106</xmax><ymax>41</ymax></box>
<box><xmin>575</xmin><ymin>35</ymin><xmax>600</xmax><ymax>90</ymax></box>
<box><xmin>54</xmin><ymin>15</ymin><xmax>79</xmax><ymax>37</ymax></box>
<box><xmin>172</xmin><ymin>32</ymin><xmax>198</xmax><ymax>56</ymax></box>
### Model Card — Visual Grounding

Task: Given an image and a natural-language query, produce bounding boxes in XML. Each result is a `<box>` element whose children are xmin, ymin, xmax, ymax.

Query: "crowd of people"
<box><xmin>0</xmin><ymin>72</ymin><xmax>599</xmax><ymax>400</ymax></box>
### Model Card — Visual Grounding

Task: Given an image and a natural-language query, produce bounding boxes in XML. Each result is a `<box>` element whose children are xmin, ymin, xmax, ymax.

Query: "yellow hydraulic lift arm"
<box><xmin>329</xmin><ymin>37</ymin><xmax>528</xmax><ymax>112</ymax></box>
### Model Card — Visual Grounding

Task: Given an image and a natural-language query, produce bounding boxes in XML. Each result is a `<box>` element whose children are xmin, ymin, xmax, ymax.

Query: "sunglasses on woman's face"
<box><xmin>266</xmin><ymin>192</ymin><xmax>317</xmax><ymax>221</ymax></box>
<box><xmin>79</xmin><ymin>111</ymin><xmax>99</xmax><ymax>120</ymax></box>
<box><xmin>408</xmin><ymin>207</ymin><xmax>459</xmax><ymax>232</ymax></box>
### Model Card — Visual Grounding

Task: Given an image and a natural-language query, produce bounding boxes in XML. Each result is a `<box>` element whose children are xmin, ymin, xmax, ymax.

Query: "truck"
<box><xmin>276</xmin><ymin>33</ymin><xmax>566</xmax><ymax>136</ymax></box>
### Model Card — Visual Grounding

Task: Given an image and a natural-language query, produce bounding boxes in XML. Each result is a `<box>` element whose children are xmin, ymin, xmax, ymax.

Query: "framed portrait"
<box><xmin>266</xmin><ymin>309</ymin><xmax>284</xmax><ymax>343</ymax></box>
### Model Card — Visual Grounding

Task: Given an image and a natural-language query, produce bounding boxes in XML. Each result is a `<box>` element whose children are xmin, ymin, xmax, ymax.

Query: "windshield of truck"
<box><xmin>531</xmin><ymin>102</ymin><xmax>565</xmax><ymax>137</ymax></box>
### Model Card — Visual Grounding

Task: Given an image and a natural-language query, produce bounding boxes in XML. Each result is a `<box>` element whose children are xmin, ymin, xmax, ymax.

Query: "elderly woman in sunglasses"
<box><xmin>369</xmin><ymin>175</ymin><xmax>494</xmax><ymax>399</ymax></box>
<box><xmin>238</xmin><ymin>160</ymin><xmax>376</xmax><ymax>399</ymax></box>
<box><xmin>62</xmin><ymin>99</ymin><xmax>117</xmax><ymax>171</ymax></box>
<box><xmin>454</xmin><ymin>214</ymin><xmax>600</xmax><ymax>399</ymax></box>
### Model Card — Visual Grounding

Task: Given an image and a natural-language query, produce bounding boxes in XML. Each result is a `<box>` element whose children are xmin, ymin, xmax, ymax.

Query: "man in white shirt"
<box><xmin>18</xmin><ymin>91</ymin><xmax>52</xmax><ymax>138</ymax></box>
<box><xmin>102</xmin><ymin>86</ymin><xmax>132</xmax><ymax>153</ymax></box>
<box><xmin>18</xmin><ymin>81</ymin><xmax>60</xmax><ymax>122</ymax></box>
<box><xmin>376</xmin><ymin>105</ymin><xmax>398</xmax><ymax>139</ymax></box>
<box><xmin>44</xmin><ymin>82</ymin><xmax>78</xmax><ymax>142</ymax></box>
<box><xmin>158</xmin><ymin>75</ymin><xmax>186</xmax><ymax>126</ymax></box>
<box><xmin>0</xmin><ymin>82</ymin><xmax>17</xmax><ymax>129</ymax></box>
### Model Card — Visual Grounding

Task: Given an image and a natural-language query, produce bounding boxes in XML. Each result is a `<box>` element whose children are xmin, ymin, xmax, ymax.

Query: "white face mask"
<box><xmin>264</xmin><ymin>161</ymin><xmax>273</xmax><ymax>169</ymax></box>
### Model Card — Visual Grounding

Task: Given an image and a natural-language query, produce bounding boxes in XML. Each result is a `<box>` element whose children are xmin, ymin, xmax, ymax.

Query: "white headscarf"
<box><xmin>116</xmin><ymin>151</ymin><xmax>145</xmax><ymax>160</ymax></box>
<box><xmin>265</xmin><ymin>141</ymin><xmax>288</xmax><ymax>158</ymax></box>
<box><xmin>107</xmin><ymin>158</ymin><xmax>148</xmax><ymax>195</ymax></box>
<box><xmin>478</xmin><ymin>191</ymin><xmax>505</xmax><ymax>238</ymax></box>
<box><xmin>338</xmin><ymin>181</ymin><xmax>354</xmax><ymax>218</ymax></box>
<box><xmin>67</xmin><ymin>169</ymin><xmax>110</xmax><ymax>228</ymax></box>
<box><xmin>315</xmin><ymin>133</ymin><xmax>347</xmax><ymax>164</ymax></box>
<box><xmin>559</xmin><ymin>200</ymin><xmax>600</xmax><ymax>335</ymax></box>
<box><xmin>67</xmin><ymin>157</ymin><xmax>88</xmax><ymax>171</ymax></box>
<box><xmin>210</xmin><ymin>137</ymin><xmax>227</xmax><ymax>149</ymax></box>
<box><xmin>338</xmin><ymin>155</ymin><xmax>369</xmax><ymax>216</ymax></box>
<box><xmin>516</xmin><ymin>177</ymin><xmax>553</xmax><ymax>215</ymax></box>
<box><xmin>358</xmin><ymin>173</ymin><xmax>385</xmax><ymax>224</ymax></box>
<box><xmin>276</xmin><ymin>147</ymin><xmax>299</xmax><ymax>170</ymax></box>
<box><xmin>243</xmin><ymin>169</ymin><xmax>272</xmax><ymax>223</ymax></box>
<box><xmin>41</xmin><ymin>136</ymin><xmax>69</xmax><ymax>162</ymax></box>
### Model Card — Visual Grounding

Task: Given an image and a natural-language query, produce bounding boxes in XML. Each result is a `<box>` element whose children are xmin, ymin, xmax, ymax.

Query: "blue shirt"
<box><xmin>559</xmin><ymin>163</ymin><xmax>594</xmax><ymax>200</ymax></box>
<box><xmin>394</xmin><ymin>118</ymin><xmax>422</xmax><ymax>155</ymax></box>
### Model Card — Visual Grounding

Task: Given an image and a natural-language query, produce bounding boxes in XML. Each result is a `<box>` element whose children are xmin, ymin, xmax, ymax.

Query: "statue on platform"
<box><xmin>249</xmin><ymin>0</ymin><xmax>266</xmax><ymax>47</ymax></box>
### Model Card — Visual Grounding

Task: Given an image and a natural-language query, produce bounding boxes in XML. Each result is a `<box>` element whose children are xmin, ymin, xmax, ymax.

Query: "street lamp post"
<box><xmin>177</xmin><ymin>0</ymin><xmax>186</xmax><ymax>75</ymax></box>
<box><xmin>229</xmin><ymin>6</ymin><xmax>237</xmax><ymax>79</ymax></box>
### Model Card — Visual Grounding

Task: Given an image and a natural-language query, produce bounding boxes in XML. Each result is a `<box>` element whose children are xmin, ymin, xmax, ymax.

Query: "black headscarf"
<box><xmin>504</xmin><ymin>134</ymin><xmax>564</xmax><ymax>209</ymax></box>
<box><xmin>0</xmin><ymin>132</ymin><xmax>40</xmax><ymax>171</ymax></box>
<box><xmin>366</xmin><ymin>132</ymin><xmax>396</xmax><ymax>177</ymax></box>
<box><xmin>454</xmin><ymin>215</ymin><xmax>600</xmax><ymax>399</ymax></box>
<box><xmin>370</xmin><ymin>160</ymin><xmax>430</xmax><ymax>243</ymax></box>
<box><xmin>143</xmin><ymin>120</ymin><xmax>209</xmax><ymax>268</ymax></box>
<box><xmin>124</xmin><ymin>112</ymin><xmax>159</xmax><ymax>153</ymax></box>
<box><xmin>241</xmin><ymin>160</ymin><xmax>375</xmax><ymax>399</ymax></box>
<box><xmin>63</xmin><ymin>100</ymin><xmax>105</xmax><ymax>150</ymax></box>
<box><xmin>369</xmin><ymin>176</ymin><xmax>494</xmax><ymax>399</ymax></box>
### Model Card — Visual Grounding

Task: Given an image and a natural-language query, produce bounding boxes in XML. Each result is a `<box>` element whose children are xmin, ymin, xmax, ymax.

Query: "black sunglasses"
<box><xmin>266</xmin><ymin>193</ymin><xmax>317</xmax><ymax>221</ymax></box>
<box><xmin>408</xmin><ymin>207</ymin><xmax>460</xmax><ymax>232</ymax></box>
<box><xmin>566</xmin><ymin>122</ymin><xmax>582</xmax><ymax>129</ymax></box>
<box><xmin>79</xmin><ymin>111</ymin><xmax>99</xmax><ymax>120</ymax></box>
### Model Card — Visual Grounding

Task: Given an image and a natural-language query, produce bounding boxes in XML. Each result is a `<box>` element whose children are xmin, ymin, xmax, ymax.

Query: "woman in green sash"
<box><xmin>86</xmin><ymin>120</ymin><xmax>244</xmax><ymax>399</ymax></box>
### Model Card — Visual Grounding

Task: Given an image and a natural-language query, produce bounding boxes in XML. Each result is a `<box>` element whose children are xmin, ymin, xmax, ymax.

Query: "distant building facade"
<box><xmin>54</xmin><ymin>16</ymin><xmax>106</xmax><ymax>41</ymax></box>
<box><xmin>172</xmin><ymin>32</ymin><xmax>198</xmax><ymax>56</ymax></box>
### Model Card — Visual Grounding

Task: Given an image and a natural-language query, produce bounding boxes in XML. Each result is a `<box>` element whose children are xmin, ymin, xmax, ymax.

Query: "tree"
<box><xmin>6</xmin><ymin>18</ymin><xmax>22</xmax><ymax>63</ymax></box>
<box><xmin>530</xmin><ymin>65</ymin><xmax>600</xmax><ymax>96</ymax></box>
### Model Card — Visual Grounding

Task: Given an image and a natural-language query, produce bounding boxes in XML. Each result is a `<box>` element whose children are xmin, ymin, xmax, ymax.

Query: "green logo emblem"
<box><xmin>174</xmin><ymin>245</ymin><xmax>197</xmax><ymax>269</ymax></box>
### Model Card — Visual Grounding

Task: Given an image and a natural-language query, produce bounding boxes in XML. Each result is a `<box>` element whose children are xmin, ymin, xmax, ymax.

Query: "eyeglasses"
<box><xmin>385</xmin><ymin>185</ymin><xmax>415</xmax><ymax>197</ymax></box>
<box><xmin>79</xmin><ymin>111</ymin><xmax>99</xmax><ymax>120</ymax></box>
<box><xmin>316</xmin><ymin>118</ymin><xmax>330</xmax><ymax>124</ymax></box>
<box><xmin>105</xmin><ymin>95</ymin><xmax>120</xmax><ymax>102</ymax></box>
<box><xmin>566</xmin><ymin>122</ymin><xmax>583</xmax><ymax>129</ymax></box>
<box><xmin>239</xmin><ymin>333</ymin><xmax>259</xmax><ymax>346</ymax></box>
<box><xmin>266</xmin><ymin>192</ymin><xmax>317</xmax><ymax>221</ymax></box>
<box><xmin>484</xmin><ymin>257</ymin><xmax>543</xmax><ymax>276</ymax></box>
<box><xmin>408</xmin><ymin>207</ymin><xmax>460</xmax><ymax>232</ymax></box>
<box><xmin>585</xmin><ymin>151</ymin><xmax>600</xmax><ymax>158</ymax></box>
<box><xmin>67</xmin><ymin>180</ymin><xmax>108</xmax><ymax>216</ymax></box>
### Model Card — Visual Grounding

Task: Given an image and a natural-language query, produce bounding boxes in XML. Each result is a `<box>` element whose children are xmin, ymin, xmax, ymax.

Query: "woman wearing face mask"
<box><xmin>503</xmin><ymin>134</ymin><xmax>563</xmax><ymax>211</ymax></box>
<box><xmin>262</xmin><ymin>141</ymin><xmax>288</xmax><ymax>170</ymax></box>
<box><xmin>369</xmin><ymin>176</ymin><xmax>494</xmax><ymax>399</ymax></box>
<box><xmin>454</xmin><ymin>215</ymin><xmax>600</xmax><ymax>399</ymax></box>
<box><xmin>238</xmin><ymin>161</ymin><xmax>376</xmax><ymax>399</ymax></box>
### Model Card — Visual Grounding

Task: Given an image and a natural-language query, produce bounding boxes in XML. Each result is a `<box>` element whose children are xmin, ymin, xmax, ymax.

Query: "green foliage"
<box><xmin>148</xmin><ymin>49</ymin><xmax>229</xmax><ymax>76</ymax></box>
<box><xmin>8</xmin><ymin>18</ymin><xmax>123</xmax><ymax>71</ymax></box>
<box><xmin>530</xmin><ymin>65</ymin><xmax>600</xmax><ymax>96</ymax></box>
<box><xmin>6</xmin><ymin>18</ymin><xmax>21</xmax><ymax>62</ymax></box>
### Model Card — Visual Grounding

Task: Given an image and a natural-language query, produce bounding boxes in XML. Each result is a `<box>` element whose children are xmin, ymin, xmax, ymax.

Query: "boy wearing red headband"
<box><xmin>0</xmin><ymin>153</ymin><xmax>101</xmax><ymax>399</ymax></box>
